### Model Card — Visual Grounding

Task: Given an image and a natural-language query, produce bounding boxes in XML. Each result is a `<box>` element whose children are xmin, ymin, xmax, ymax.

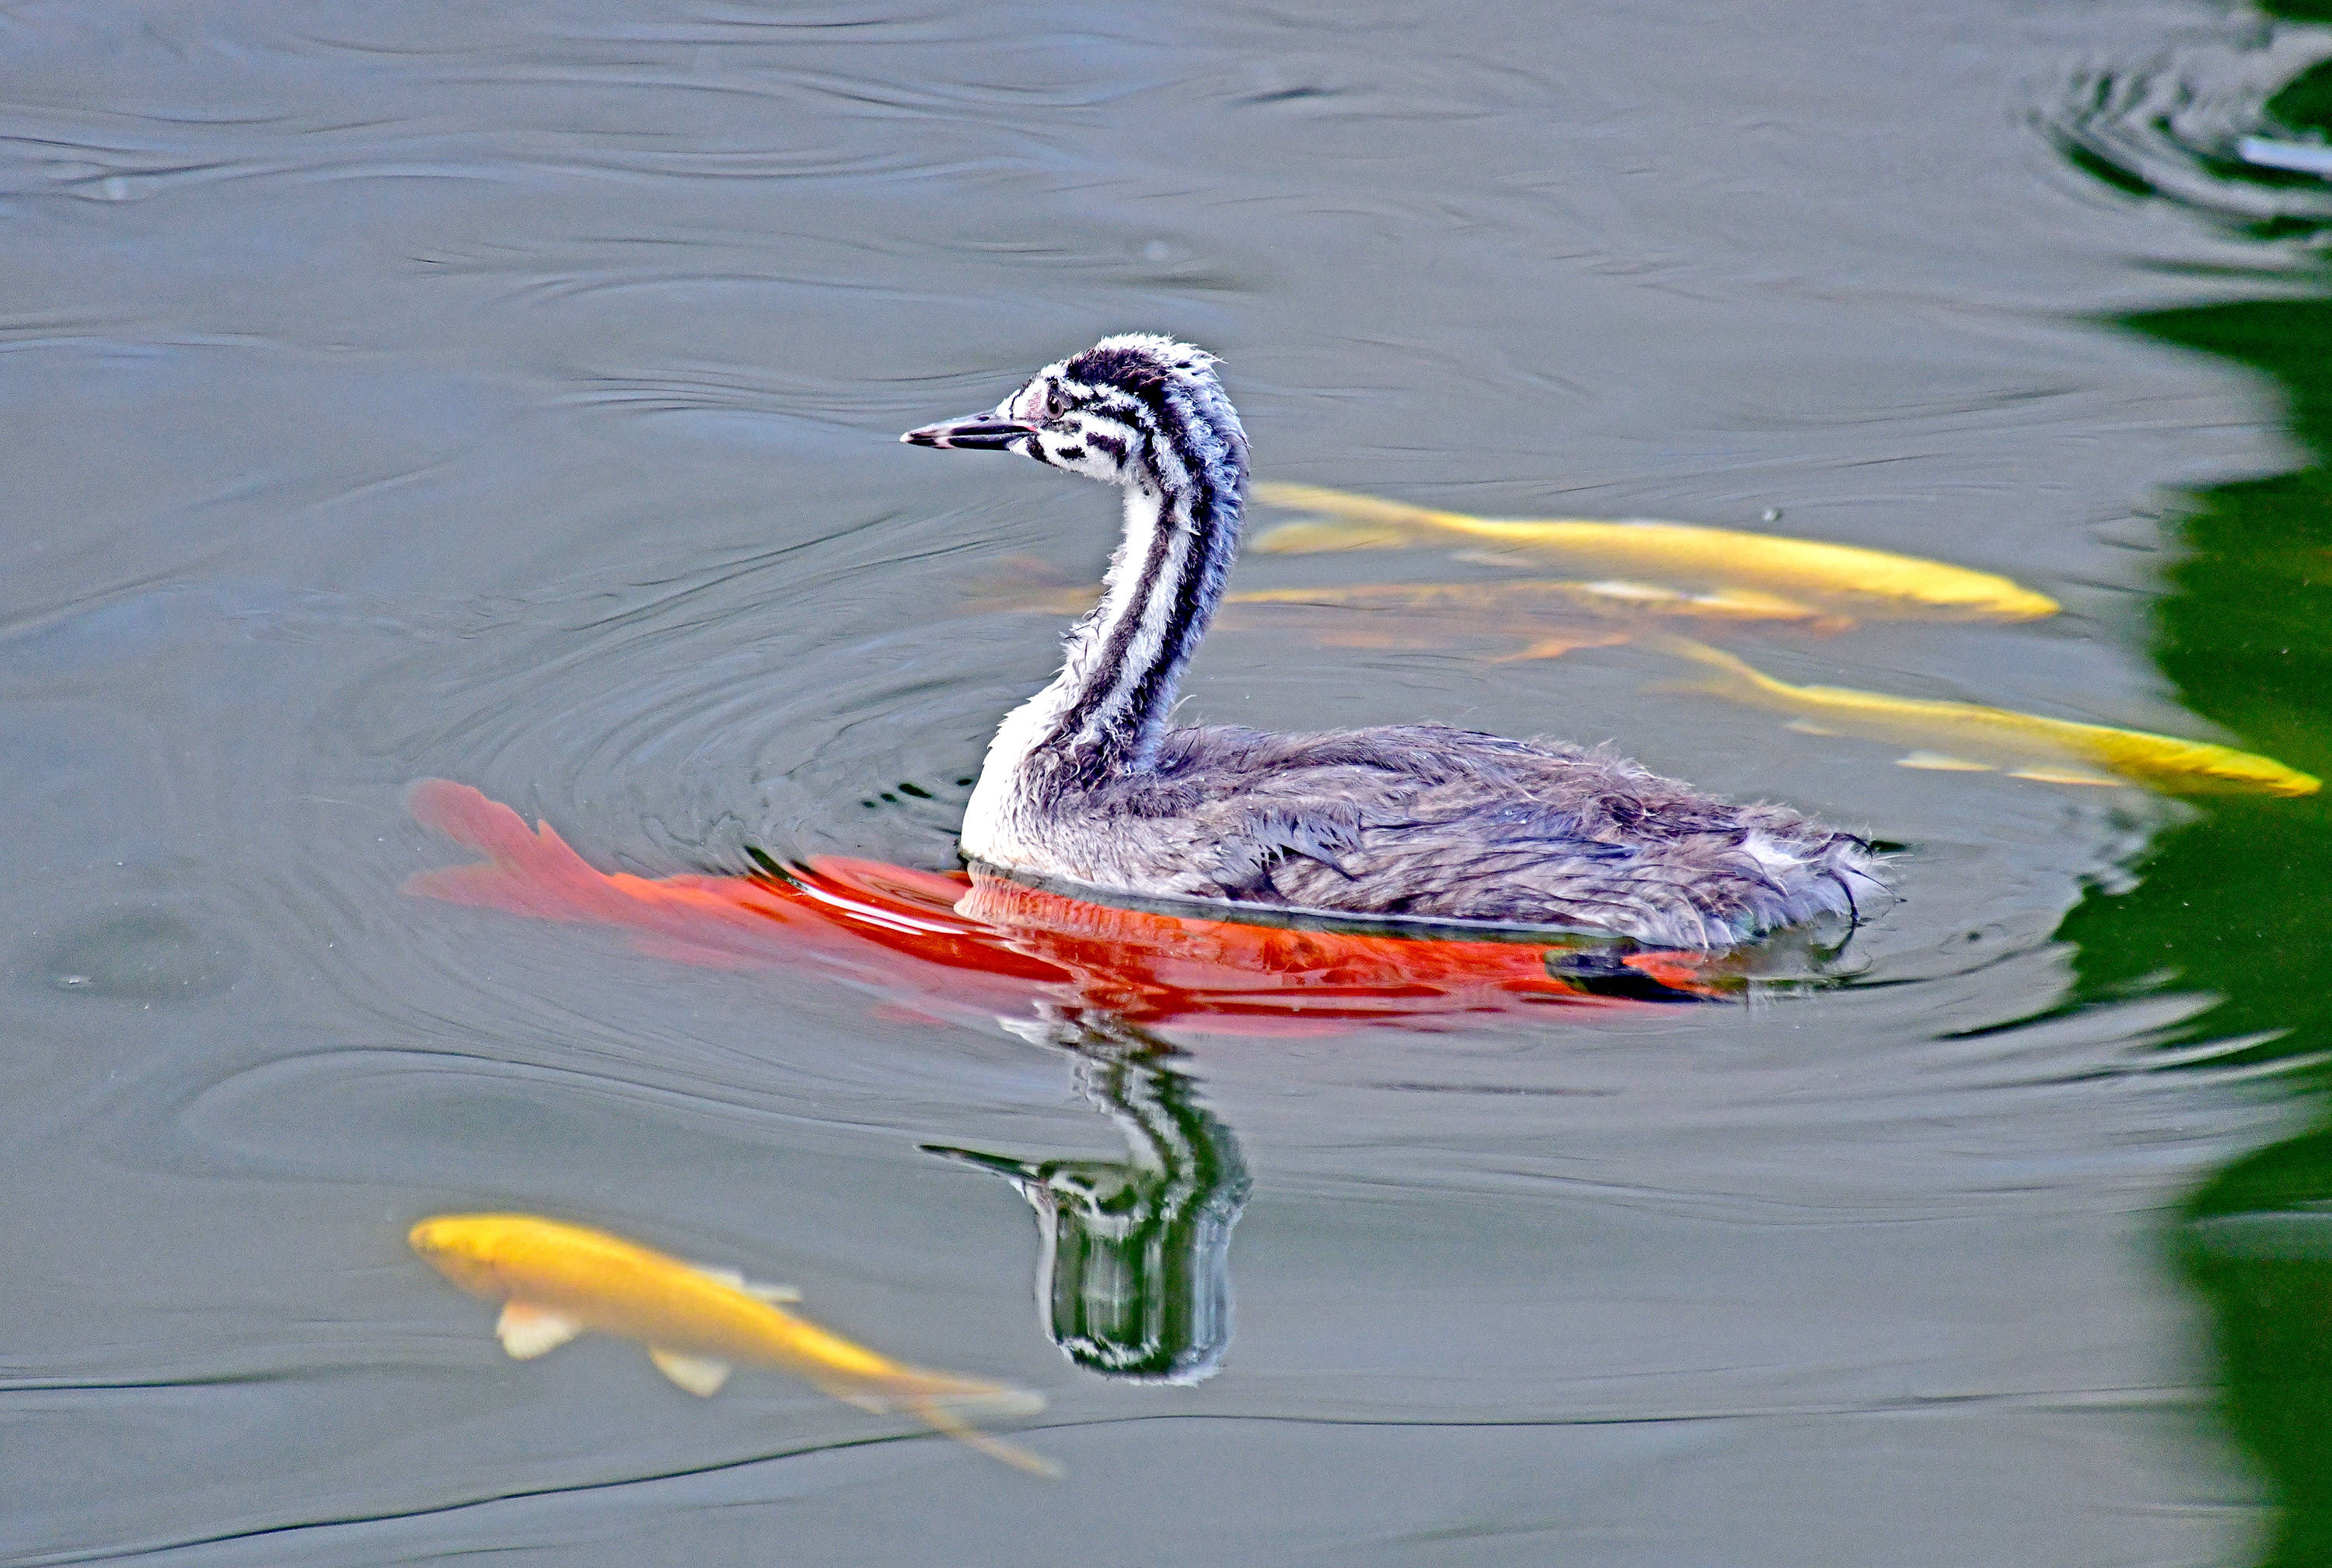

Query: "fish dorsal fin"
<box><xmin>688</xmin><ymin>1264</ymin><xmax>801</xmax><ymax>1303</ymax></box>
<box><xmin>649</xmin><ymin>1347</ymin><xmax>733</xmax><ymax>1396</ymax></box>
<box><xmin>496</xmin><ymin>1301</ymin><xmax>585</xmax><ymax>1360</ymax></box>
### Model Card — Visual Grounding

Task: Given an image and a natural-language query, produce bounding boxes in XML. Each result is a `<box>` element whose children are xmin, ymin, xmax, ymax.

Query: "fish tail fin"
<box><xmin>1642</xmin><ymin>632</ymin><xmax>1747</xmax><ymax>676</ymax></box>
<box><xmin>814</xmin><ymin>1368</ymin><xmax>1056</xmax><ymax>1476</ymax></box>
<box><xmin>402</xmin><ymin>780</ymin><xmax>623</xmax><ymax>920</ymax></box>
<box><xmin>1247</xmin><ymin>519</ymin><xmax>1414</xmax><ymax>554</ymax></box>
<box><xmin>407</xmin><ymin>779</ymin><xmax>539</xmax><ymax>861</ymax></box>
<box><xmin>1643</xmin><ymin>635</ymin><xmax>1799</xmax><ymax>706</ymax></box>
<box><xmin>1248</xmin><ymin>483</ymin><xmax>1479</xmax><ymax>554</ymax></box>
<box><xmin>1252</xmin><ymin>482</ymin><xmax>1454</xmax><ymax>531</ymax></box>
<box><xmin>908</xmin><ymin>1395</ymin><xmax>1063</xmax><ymax>1479</ymax></box>
<box><xmin>814</xmin><ymin>1368</ymin><xmax>1046</xmax><ymax>1420</ymax></box>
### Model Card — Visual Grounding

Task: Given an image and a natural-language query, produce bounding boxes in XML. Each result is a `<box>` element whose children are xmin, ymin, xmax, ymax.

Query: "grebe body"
<box><xmin>905</xmin><ymin>336</ymin><xmax>1877</xmax><ymax>948</ymax></box>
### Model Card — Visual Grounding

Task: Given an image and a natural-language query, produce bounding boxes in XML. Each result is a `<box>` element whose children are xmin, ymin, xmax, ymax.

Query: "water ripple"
<box><xmin>2041</xmin><ymin>23</ymin><xmax>2332</xmax><ymax>247</ymax></box>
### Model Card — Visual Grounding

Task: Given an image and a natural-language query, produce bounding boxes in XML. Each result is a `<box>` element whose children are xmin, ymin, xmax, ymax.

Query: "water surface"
<box><xmin>8</xmin><ymin>2</ymin><xmax>2332</xmax><ymax>1563</ymax></box>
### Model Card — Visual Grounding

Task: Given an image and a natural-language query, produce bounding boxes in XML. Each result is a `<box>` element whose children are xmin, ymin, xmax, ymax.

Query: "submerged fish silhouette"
<box><xmin>1661</xmin><ymin>637</ymin><xmax>2320</xmax><ymax>796</ymax></box>
<box><xmin>403</xmin><ymin>782</ymin><xmax>1731</xmax><ymax>1032</ymax></box>
<box><xmin>1250</xmin><ymin>482</ymin><xmax>2059</xmax><ymax>622</ymax></box>
<box><xmin>971</xmin><ymin>574</ymin><xmax>1828</xmax><ymax>664</ymax></box>
<box><xmin>409</xmin><ymin>1212</ymin><xmax>1057</xmax><ymax>1476</ymax></box>
<box><xmin>1227</xmin><ymin>578</ymin><xmax>1839</xmax><ymax>627</ymax></box>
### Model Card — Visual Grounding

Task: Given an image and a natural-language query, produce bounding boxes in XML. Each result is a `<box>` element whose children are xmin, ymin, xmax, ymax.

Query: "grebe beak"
<box><xmin>901</xmin><ymin>413</ymin><xmax>1039</xmax><ymax>451</ymax></box>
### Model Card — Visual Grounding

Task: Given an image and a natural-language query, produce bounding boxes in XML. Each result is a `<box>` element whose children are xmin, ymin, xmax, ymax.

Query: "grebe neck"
<box><xmin>963</xmin><ymin>472</ymin><xmax>1243</xmax><ymax>858</ymax></box>
<box><xmin>1046</xmin><ymin>476</ymin><xmax>1244</xmax><ymax>763</ymax></box>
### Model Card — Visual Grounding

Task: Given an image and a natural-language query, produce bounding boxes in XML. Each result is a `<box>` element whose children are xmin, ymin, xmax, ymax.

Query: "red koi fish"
<box><xmin>405</xmin><ymin>781</ymin><xmax>1717</xmax><ymax>1034</ymax></box>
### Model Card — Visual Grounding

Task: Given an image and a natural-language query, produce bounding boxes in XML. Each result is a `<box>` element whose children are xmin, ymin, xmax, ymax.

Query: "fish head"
<box><xmin>408</xmin><ymin>1213</ymin><xmax>530</xmax><ymax>1297</ymax></box>
<box><xmin>903</xmin><ymin>334</ymin><xmax>1248</xmax><ymax>496</ymax></box>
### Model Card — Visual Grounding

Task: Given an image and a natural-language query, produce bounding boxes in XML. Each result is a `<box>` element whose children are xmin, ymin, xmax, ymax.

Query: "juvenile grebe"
<box><xmin>904</xmin><ymin>335</ymin><xmax>1879</xmax><ymax>948</ymax></box>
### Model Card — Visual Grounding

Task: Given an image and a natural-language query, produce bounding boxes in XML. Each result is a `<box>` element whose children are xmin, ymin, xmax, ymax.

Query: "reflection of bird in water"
<box><xmin>924</xmin><ymin>1020</ymin><xmax>1250</xmax><ymax>1384</ymax></box>
<box><xmin>905</xmin><ymin>335</ymin><xmax>1880</xmax><ymax>948</ymax></box>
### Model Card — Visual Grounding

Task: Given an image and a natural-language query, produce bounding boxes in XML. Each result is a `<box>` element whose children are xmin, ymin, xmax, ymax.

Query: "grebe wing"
<box><xmin>1141</xmin><ymin>725</ymin><xmax>1871</xmax><ymax>942</ymax></box>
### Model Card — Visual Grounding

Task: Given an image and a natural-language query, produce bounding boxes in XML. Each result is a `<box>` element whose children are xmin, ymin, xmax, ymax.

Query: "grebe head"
<box><xmin>902</xmin><ymin>333</ymin><xmax>1248</xmax><ymax>497</ymax></box>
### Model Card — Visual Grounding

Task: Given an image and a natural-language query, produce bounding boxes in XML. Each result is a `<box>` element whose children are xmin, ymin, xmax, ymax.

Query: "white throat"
<box><xmin>961</xmin><ymin>482</ymin><xmax>1192</xmax><ymax>866</ymax></box>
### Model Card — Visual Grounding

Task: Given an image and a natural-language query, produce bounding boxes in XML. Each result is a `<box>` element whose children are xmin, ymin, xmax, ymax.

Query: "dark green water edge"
<box><xmin>2061</xmin><ymin>46</ymin><xmax>2332</xmax><ymax>1559</ymax></box>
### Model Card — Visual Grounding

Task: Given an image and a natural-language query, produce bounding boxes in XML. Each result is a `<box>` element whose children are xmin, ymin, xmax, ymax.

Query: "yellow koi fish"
<box><xmin>968</xmin><ymin>557</ymin><xmax>1839</xmax><ymax>634</ymax></box>
<box><xmin>1660</xmin><ymin>637</ymin><xmax>2320</xmax><ymax>796</ymax></box>
<box><xmin>1250</xmin><ymin>482</ymin><xmax>2059</xmax><ymax>622</ymax></box>
<box><xmin>410</xmin><ymin>1213</ymin><xmax>1058</xmax><ymax>1476</ymax></box>
<box><xmin>1227</xmin><ymin>578</ymin><xmax>1842</xmax><ymax>627</ymax></box>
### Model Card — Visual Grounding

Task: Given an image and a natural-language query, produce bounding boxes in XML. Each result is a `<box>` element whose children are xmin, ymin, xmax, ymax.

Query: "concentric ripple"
<box><xmin>2042</xmin><ymin>23</ymin><xmax>2332</xmax><ymax>243</ymax></box>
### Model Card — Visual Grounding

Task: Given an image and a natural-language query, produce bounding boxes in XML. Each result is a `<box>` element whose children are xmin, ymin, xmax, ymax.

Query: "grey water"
<box><xmin>8</xmin><ymin>2</ymin><xmax>2332</xmax><ymax>1563</ymax></box>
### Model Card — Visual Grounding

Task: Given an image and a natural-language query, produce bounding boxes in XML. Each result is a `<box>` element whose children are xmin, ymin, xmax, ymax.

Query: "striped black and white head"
<box><xmin>902</xmin><ymin>334</ymin><xmax>1248</xmax><ymax>500</ymax></box>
